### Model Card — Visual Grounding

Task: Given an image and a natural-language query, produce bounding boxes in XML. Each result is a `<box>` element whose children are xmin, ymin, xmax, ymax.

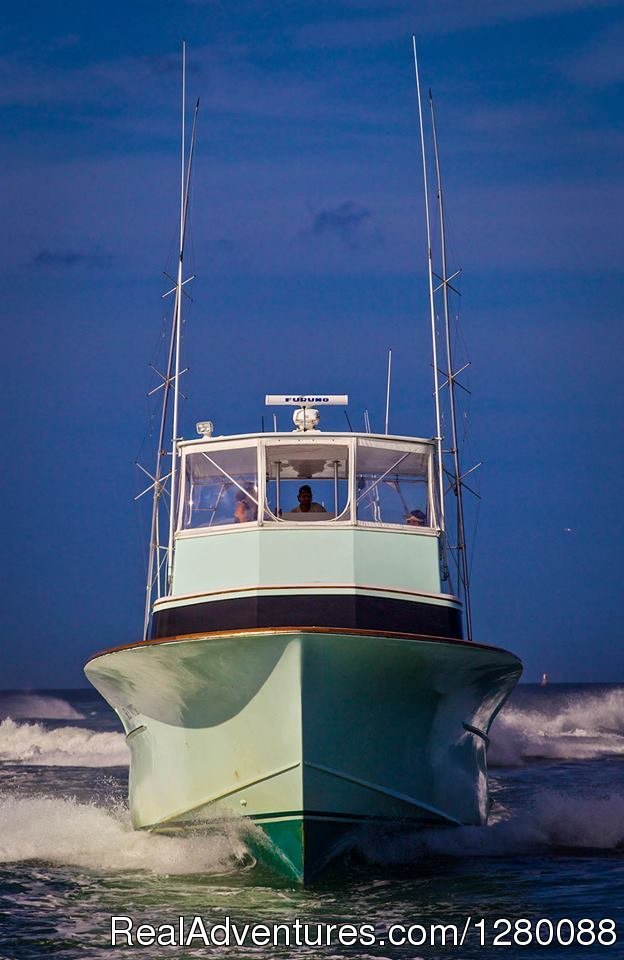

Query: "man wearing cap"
<box><xmin>292</xmin><ymin>484</ymin><xmax>327</xmax><ymax>513</ymax></box>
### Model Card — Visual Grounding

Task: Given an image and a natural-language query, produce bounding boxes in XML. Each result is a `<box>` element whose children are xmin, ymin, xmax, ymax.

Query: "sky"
<box><xmin>3</xmin><ymin>0</ymin><xmax>623</xmax><ymax>687</ymax></box>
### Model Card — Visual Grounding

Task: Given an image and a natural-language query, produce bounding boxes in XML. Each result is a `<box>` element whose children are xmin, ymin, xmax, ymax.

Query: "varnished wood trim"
<box><xmin>85</xmin><ymin>625</ymin><xmax>520</xmax><ymax>666</ymax></box>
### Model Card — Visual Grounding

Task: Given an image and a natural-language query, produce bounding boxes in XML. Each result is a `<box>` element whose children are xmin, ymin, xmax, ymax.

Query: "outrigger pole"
<box><xmin>429</xmin><ymin>90</ymin><xmax>473</xmax><ymax>641</ymax></box>
<box><xmin>413</xmin><ymin>38</ymin><xmax>478</xmax><ymax>640</ymax></box>
<box><xmin>140</xmin><ymin>320</ymin><xmax>176</xmax><ymax>640</ymax></box>
<box><xmin>167</xmin><ymin>41</ymin><xmax>187</xmax><ymax>585</ymax></box>
<box><xmin>385</xmin><ymin>348</ymin><xmax>392</xmax><ymax>435</ymax></box>
<box><xmin>168</xmin><ymin>43</ymin><xmax>199</xmax><ymax>588</ymax></box>
<box><xmin>139</xmin><ymin>43</ymin><xmax>198</xmax><ymax>639</ymax></box>
<box><xmin>429</xmin><ymin>90</ymin><xmax>472</xmax><ymax>640</ymax></box>
<box><xmin>412</xmin><ymin>37</ymin><xmax>445</xmax><ymax>533</ymax></box>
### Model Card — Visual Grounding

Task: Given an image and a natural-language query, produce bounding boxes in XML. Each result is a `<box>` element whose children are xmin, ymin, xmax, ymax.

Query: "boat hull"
<box><xmin>85</xmin><ymin>628</ymin><xmax>521</xmax><ymax>882</ymax></box>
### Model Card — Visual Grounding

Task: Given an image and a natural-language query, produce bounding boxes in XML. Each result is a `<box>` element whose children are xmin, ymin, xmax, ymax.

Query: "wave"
<box><xmin>488</xmin><ymin>688</ymin><xmax>624</xmax><ymax>766</ymax></box>
<box><xmin>361</xmin><ymin>789</ymin><xmax>624</xmax><ymax>865</ymax></box>
<box><xmin>0</xmin><ymin>719</ymin><xmax>129</xmax><ymax>767</ymax></box>
<box><xmin>1</xmin><ymin>788</ymin><xmax>621</xmax><ymax>876</ymax></box>
<box><xmin>2</xmin><ymin>688</ymin><xmax>621</xmax><ymax>771</ymax></box>
<box><xmin>0</xmin><ymin>694</ymin><xmax>84</xmax><ymax>720</ymax></box>
<box><xmin>0</xmin><ymin>794</ymin><xmax>251</xmax><ymax>875</ymax></box>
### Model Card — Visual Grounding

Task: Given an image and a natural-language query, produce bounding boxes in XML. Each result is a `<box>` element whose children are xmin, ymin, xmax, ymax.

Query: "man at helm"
<box><xmin>292</xmin><ymin>484</ymin><xmax>326</xmax><ymax>513</ymax></box>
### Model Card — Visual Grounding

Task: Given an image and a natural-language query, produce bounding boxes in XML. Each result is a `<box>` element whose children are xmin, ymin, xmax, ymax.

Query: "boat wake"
<box><xmin>0</xmin><ymin>693</ymin><xmax>85</xmax><ymax>721</ymax></box>
<box><xmin>0</xmin><ymin>793</ymin><xmax>251</xmax><ymax>875</ymax></box>
<box><xmin>0</xmin><ymin>788</ymin><xmax>621</xmax><ymax>876</ymax></box>
<box><xmin>0</xmin><ymin>719</ymin><xmax>129</xmax><ymax>767</ymax></box>
<box><xmin>488</xmin><ymin>688</ymin><xmax>624</xmax><ymax>765</ymax></box>
<box><xmin>358</xmin><ymin>789</ymin><xmax>624</xmax><ymax>865</ymax></box>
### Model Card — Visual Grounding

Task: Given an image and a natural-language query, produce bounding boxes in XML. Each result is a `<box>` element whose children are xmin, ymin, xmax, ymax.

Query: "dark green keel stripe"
<box><xmin>250</xmin><ymin>817</ymin><xmax>304</xmax><ymax>882</ymax></box>
<box><xmin>252</xmin><ymin>809</ymin><xmax>443</xmax><ymax>825</ymax></box>
<box><xmin>251</xmin><ymin>811</ymin><xmax>453</xmax><ymax>884</ymax></box>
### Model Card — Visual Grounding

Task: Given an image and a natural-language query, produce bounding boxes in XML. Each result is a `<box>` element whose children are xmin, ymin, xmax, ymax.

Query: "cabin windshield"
<box><xmin>180</xmin><ymin>444</ymin><xmax>258</xmax><ymax>529</ymax></box>
<box><xmin>264</xmin><ymin>442</ymin><xmax>349</xmax><ymax>521</ymax></box>
<box><xmin>177</xmin><ymin>435</ymin><xmax>433</xmax><ymax>531</ymax></box>
<box><xmin>356</xmin><ymin>438</ymin><xmax>430</xmax><ymax>526</ymax></box>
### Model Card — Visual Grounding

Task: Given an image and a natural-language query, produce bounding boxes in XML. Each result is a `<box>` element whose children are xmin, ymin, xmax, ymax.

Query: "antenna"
<box><xmin>430</xmin><ymin>89</ymin><xmax>474</xmax><ymax>641</ymax></box>
<box><xmin>385</xmin><ymin>348</ymin><xmax>392</xmax><ymax>434</ymax></box>
<box><xmin>412</xmin><ymin>37</ymin><xmax>445</xmax><ymax>532</ymax></box>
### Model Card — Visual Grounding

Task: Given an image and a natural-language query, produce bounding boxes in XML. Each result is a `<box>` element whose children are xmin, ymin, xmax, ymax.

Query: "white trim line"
<box><xmin>175</xmin><ymin>521</ymin><xmax>439</xmax><ymax>539</ymax></box>
<box><xmin>153</xmin><ymin>583</ymin><xmax>462</xmax><ymax>609</ymax></box>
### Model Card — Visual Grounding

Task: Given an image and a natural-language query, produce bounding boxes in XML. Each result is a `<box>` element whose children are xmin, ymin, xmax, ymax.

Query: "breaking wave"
<box><xmin>0</xmin><ymin>719</ymin><xmax>129</xmax><ymax>767</ymax></box>
<box><xmin>488</xmin><ymin>688</ymin><xmax>624</xmax><ymax>766</ymax></box>
<box><xmin>2</xmin><ymin>688</ymin><xmax>622</xmax><ymax>772</ymax></box>
<box><xmin>362</xmin><ymin>789</ymin><xmax>624</xmax><ymax>865</ymax></box>
<box><xmin>0</xmin><ymin>693</ymin><xmax>84</xmax><ymax>720</ymax></box>
<box><xmin>0</xmin><ymin>794</ymin><xmax>252</xmax><ymax>875</ymax></box>
<box><xmin>1</xmin><ymin>788</ymin><xmax>621</xmax><ymax>877</ymax></box>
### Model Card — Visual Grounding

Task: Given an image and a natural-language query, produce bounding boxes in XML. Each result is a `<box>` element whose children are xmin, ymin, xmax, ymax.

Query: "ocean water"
<box><xmin>0</xmin><ymin>684</ymin><xmax>622</xmax><ymax>959</ymax></box>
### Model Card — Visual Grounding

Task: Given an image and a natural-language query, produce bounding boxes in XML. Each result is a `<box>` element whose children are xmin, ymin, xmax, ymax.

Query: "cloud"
<box><xmin>290</xmin><ymin>0</ymin><xmax>622</xmax><ymax>49</ymax></box>
<box><xmin>312</xmin><ymin>201</ymin><xmax>371</xmax><ymax>235</ymax></box>
<box><xmin>0</xmin><ymin>48</ymin><xmax>189</xmax><ymax>113</ymax></box>
<box><xmin>32</xmin><ymin>250</ymin><xmax>113</xmax><ymax>269</ymax></box>
<box><xmin>143</xmin><ymin>53</ymin><xmax>202</xmax><ymax>77</ymax></box>
<box><xmin>558</xmin><ymin>20</ymin><xmax>624</xmax><ymax>87</ymax></box>
<box><xmin>300</xmin><ymin>201</ymin><xmax>381</xmax><ymax>249</ymax></box>
<box><xmin>47</xmin><ymin>34</ymin><xmax>81</xmax><ymax>52</ymax></box>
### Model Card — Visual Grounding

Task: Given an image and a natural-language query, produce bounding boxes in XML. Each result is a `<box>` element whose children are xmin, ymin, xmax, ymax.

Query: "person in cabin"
<box><xmin>292</xmin><ymin>484</ymin><xmax>326</xmax><ymax>513</ymax></box>
<box><xmin>233</xmin><ymin>488</ymin><xmax>257</xmax><ymax>523</ymax></box>
<box><xmin>406</xmin><ymin>508</ymin><xmax>426</xmax><ymax>526</ymax></box>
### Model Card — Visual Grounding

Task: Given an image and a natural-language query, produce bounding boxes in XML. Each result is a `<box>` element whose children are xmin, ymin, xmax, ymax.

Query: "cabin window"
<box><xmin>355</xmin><ymin>439</ymin><xmax>430</xmax><ymax>527</ymax></box>
<box><xmin>180</xmin><ymin>445</ymin><xmax>258</xmax><ymax>529</ymax></box>
<box><xmin>264</xmin><ymin>442</ymin><xmax>350</xmax><ymax>522</ymax></box>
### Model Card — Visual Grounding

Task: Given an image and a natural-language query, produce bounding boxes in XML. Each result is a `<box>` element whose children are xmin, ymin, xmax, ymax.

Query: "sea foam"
<box><xmin>360</xmin><ymin>789</ymin><xmax>624</xmax><ymax>864</ymax></box>
<box><xmin>0</xmin><ymin>719</ymin><xmax>129</xmax><ymax>767</ymax></box>
<box><xmin>0</xmin><ymin>794</ymin><xmax>250</xmax><ymax>875</ymax></box>
<box><xmin>0</xmin><ymin>788</ymin><xmax>621</xmax><ymax>876</ymax></box>
<box><xmin>489</xmin><ymin>688</ymin><xmax>624</xmax><ymax>766</ymax></box>
<box><xmin>2</xmin><ymin>687</ymin><xmax>622</xmax><ymax>771</ymax></box>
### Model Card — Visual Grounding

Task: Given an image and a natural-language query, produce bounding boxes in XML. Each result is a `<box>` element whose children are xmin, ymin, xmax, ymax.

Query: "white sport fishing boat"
<box><xmin>85</xmin><ymin>42</ymin><xmax>522</xmax><ymax>883</ymax></box>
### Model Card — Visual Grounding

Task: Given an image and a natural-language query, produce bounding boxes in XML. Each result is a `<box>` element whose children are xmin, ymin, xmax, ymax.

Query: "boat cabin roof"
<box><xmin>178</xmin><ymin>431</ymin><xmax>435</xmax><ymax>449</ymax></box>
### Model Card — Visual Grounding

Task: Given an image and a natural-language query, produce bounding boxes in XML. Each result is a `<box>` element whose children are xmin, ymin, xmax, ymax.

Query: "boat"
<box><xmin>84</xmin><ymin>41</ymin><xmax>522</xmax><ymax>883</ymax></box>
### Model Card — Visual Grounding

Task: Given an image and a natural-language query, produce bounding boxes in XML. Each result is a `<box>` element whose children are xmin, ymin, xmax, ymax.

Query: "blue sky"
<box><xmin>4</xmin><ymin>0</ymin><xmax>623</xmax><ymax>686</ymax></box>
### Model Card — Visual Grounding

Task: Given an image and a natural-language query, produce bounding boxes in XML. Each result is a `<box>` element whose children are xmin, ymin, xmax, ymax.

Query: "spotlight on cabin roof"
<box><xmin>196</xmin><ymin>421</ymin><xmax>214</xmax><ymax>438</ymax></box>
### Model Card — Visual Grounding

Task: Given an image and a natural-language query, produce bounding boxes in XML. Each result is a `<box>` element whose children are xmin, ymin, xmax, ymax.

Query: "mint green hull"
<box><xmin>85</xmin><ymin>629</ymin><xmax>521</xmax><ymax>882</ymax></box>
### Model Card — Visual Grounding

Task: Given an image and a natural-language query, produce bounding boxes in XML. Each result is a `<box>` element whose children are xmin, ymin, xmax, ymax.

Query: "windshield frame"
<box><xmin>175</xmin><ymin>434</ymin><xmax>437</xmax><ymax>535</ymax></box>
